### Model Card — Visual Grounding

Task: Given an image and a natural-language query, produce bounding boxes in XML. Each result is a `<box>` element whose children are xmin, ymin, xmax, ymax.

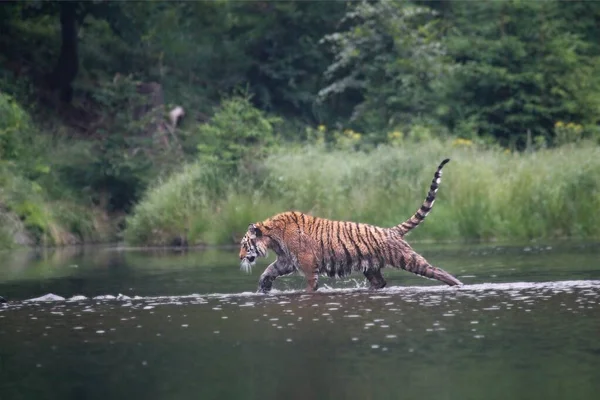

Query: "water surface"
<box><xmin>1</xmin><ymin>241</ymin><xmax>599</xmax><ymax>400</ymax></box>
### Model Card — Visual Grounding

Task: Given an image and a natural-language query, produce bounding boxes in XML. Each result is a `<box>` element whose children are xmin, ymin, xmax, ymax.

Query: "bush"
<box><xmin>123</xmin><ymin>163</ymin><xmax>211</xmax><ymax>246</ymax></box>
<box><xmin>0</xmin><ymin>94</ymin><xmax>112</xmax><ymax>247</ymax></box>
<box><xmin>196</xmin><ymin>93</ymin><xmax>281</xmax><ymax>172</ymax></box>
<box><xmin>0</xmin><ymin>92</ymin><xmax>34</xmax><ymax>161</ymax></box>
<box><xmin>125</xmin><ymin>138</ymin><xmax>600</xmax><ymax>246</ymax></box>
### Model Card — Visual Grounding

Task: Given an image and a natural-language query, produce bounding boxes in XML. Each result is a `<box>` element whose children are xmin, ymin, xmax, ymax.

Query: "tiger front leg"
<box><xmin>258</xmin><ymin>259</ymin><xmax>295</xmax><ymax>293</ymax></box>
<box><xmin>364</xmin><ymin>268</ymin><xmax>387</xmax><ymax>290</ymax></box>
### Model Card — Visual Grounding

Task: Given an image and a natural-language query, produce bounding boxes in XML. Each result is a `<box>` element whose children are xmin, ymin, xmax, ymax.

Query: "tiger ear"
<box><xmin>248</xmin><ymin>223</ymin><xmax>262</xmax><ymax>239</ymax></box>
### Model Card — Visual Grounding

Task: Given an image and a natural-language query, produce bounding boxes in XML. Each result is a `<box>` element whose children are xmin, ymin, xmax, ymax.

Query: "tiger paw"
<box><xmin>257</xmin><ymin>277</ymin><xmax>273</xmax><ymax>293</ymax></box>
<box><xmin>369</xmin><ymin>280</ymin><xmax>387</xmax><ymax>290</ymax></box>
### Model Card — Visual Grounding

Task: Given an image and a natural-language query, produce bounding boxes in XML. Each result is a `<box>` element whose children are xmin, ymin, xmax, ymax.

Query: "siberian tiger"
<box><xmin>239</xmin><ymin>158</ymin><xmax>462</xmax><ymax>293</ymax></box>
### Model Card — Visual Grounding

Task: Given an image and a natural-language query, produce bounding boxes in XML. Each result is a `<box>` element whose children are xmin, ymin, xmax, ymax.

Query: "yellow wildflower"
<box><xmin>388</xmin><ymin>131</ymin><xmax>403</xmax><ymax>140</ymax></box>
<box><xmin>452</xmin><ymin>138</ymin><xmax>473</xmax><ymax>147</ymax></box>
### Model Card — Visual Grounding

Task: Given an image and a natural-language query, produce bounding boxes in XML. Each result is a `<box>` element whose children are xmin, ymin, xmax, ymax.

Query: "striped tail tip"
<box><xmin>437</xmin><ymin>271</ymin><xmax>463</xmax><ymax>286</ymax></box>
<box><xmin>394</xmin><ymin>158</ymin><xmax>452</xmax><ymax>237</ymax></box>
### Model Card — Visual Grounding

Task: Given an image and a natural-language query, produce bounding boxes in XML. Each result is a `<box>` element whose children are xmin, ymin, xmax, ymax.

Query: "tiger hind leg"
<box><xmin>298</xmin><ymin>255</ymin><xmax>319</xmax><ymax>293</ymax></box>
<box><xmin>303</xmin><ymin>276</ymin><xmax>318</xmax><ymax>292</ymax></box>
<box><xmin>364</xmin><ymin>269</ymin><xmax>387</xmax><ymax>290</ymax></box>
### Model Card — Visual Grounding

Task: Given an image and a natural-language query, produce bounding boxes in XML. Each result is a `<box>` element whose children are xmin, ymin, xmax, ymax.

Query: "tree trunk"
<box><xmin>50</xmin><ymin>2</ymin><xmax>79</xmax><ymax>103</ymax></box>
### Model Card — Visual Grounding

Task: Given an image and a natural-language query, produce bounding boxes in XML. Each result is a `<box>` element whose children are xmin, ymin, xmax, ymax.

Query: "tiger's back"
<box><xmin>273</xmin><ymin>212</ymin><xmax>399</xmax><ymax>278</ymax></box>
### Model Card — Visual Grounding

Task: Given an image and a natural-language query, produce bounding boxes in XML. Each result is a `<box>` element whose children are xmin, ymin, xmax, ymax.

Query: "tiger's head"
<box><xmin>239</xmin><ymin>223</ymin><xmax>268</xmax><ymax>273</ymax></box>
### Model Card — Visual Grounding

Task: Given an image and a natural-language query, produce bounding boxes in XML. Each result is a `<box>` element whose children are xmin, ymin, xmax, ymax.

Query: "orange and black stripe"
<box><xmin>395</xmin><ymin>158</ymin><xmax>450</xmax><ymax>236</ymax></box>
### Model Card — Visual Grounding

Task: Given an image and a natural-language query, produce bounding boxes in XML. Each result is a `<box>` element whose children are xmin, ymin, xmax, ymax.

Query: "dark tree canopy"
<box><xmin>2</xmin><ymin>0</ymin><xmax>599</xmax><ymax>147</ymax></box>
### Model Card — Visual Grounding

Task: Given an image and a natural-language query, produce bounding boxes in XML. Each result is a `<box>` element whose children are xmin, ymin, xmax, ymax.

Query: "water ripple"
<box><xmin>0</xmin><ymin>279</ymin><xmax>598</xmax><ymax>310</ymax></box>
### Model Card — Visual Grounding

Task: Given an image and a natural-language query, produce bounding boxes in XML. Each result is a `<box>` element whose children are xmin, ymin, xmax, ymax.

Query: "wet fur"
<box><xmin>239</xmin><ymin>159</ymin><xmax>462</xmax><ymax>293</ymax></box>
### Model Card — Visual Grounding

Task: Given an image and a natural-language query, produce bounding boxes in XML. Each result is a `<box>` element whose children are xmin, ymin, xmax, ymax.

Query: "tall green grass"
<box><xmin>0</xmin><ymin>92</ymin><xmax>114</xmax><ymax>248</ymax></box>
<box><xmin>124</xmin><ymin>139</ymin><xmax>600</xmax><ymax>246</ymax></box>
<box><xmin>0</xmin><ymin>165</ymin><xmax>111</xmax><ymax>249</ymax></box>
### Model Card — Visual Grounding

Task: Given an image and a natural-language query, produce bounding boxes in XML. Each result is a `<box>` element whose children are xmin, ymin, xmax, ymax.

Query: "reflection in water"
<box><xmin>0</xmin><ymin>242</ymin><xmax>600</xmax><ymax>400</ymax></box>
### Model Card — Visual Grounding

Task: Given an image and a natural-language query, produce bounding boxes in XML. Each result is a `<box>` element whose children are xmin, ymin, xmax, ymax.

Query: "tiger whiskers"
<box><xmin>240</xmin><ymin>259</ymin><xmax>254</xmax><ymax>273</ymax></box>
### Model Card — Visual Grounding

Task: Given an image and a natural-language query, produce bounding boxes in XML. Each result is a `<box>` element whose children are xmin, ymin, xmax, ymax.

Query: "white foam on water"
<box><xmin>4</xmin><ymin>279</ymin><xmax>599</xmax><ymax>308</ymax></box>
<box><xmin>26</xmin><ymin>293</ymin><xmax>66</xmax><ymax>302</ymax></box>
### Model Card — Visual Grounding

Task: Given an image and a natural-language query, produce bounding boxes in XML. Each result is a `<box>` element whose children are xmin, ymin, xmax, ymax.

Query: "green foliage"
<box><xmin>126</xmin><ymin>138</ymin><xmax>600</xmax><ymax>246</ymax></box>
<box><xmin>0</xmin><ymin>93</ymin><xmax>53</xmax><ymax>183</ymax></box>
<box><xmin>124</xmin><ymin>162</ymin><xmax>233</xmax><ymax>246</ymax></box>
<box><xmin>319</xmin><ymin>0</ymin><xmax>450</xmax><ymax>137</ymax></box>
<box><xmin>2</xmin><ymin>0</ymin><xmax>600</xmax><ymax>249</ymax></box>
<box><xmin>49</xmin><ymin>74</ymin><xmax>183</xmax><ymax>212</ymax></box>
<box><xmin>0</xmin><ymin>93</ymin><xmax>111</xmax><ymax>247</ymax></box>
<box><xmin>0</xmin><ymin>218</ymin><xmax>15</xmax><ymax>249</ymax></box>
<box><xmin>438</xmin><ymin>1</ymin><xmax>600</xmax><ymax>146</ymax></box>
<box><xmin>226</xmin><ymin>1</ymin><xmax>346</xmax><ymax>121</ymax></box>
<box><xmin>553</xmin><ymin>121</ymin><xmax>584</xmax><ymax>146</ymax></box>
<box><xmin>0</xmin><ymin>164</ymin><xmax>80</xmax><ymax>247</ymax></box>
<box><xmin>124</xmin><ymin>158</ymin><xmax>286</xmax><ymax>247</ymax></box>
<box><xmin>0</xmin><ymin>92</ymin><xmax>32</xmax><ymax>160</ymax></box>
<box><xmin>319</xmin><ymin>0</ymin><xmax>600</xmax><ymax>146</ymax></box>
<box><xmin>196</xmin><ymin>93</ymin><xmax>281</xmax><ymax>173</ymax></box>
<box><xmin>3</xmin><ymin>0</ymin><xmax>600</xmax><ymax>148</ymax></box>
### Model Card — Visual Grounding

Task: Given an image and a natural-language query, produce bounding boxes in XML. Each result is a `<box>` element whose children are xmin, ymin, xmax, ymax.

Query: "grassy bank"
<box><xmin>0</xmin><ymin>93</ymin><xmax>114</xmax><ymax>249</ymax></box>
<box><xmin>0</xmin><ymin>165</ymin><xmax>112</xmax><ymax>249</ymax></box>
<box><xmin>124</xmin><ymin>139</ymin><xmax>600</xmax><ymax>246</ymax></box>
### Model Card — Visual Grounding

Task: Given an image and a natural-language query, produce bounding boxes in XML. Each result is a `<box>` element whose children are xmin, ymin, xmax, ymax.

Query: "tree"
<box><xmin>50</xmin><ymin>1</ymin><xmax>80</xmax><ymax>103</ymax></box>
<box><xmin>232</xmin><ymin>1</ymin><xmax>346</xmax><ymax>124</ymax></box>
<box><xmin>318</xmin><ymin>0</ymin><xmax>451</xmax><ymax>137</ymax></box>
<box><xmin>439</xmin><ymin>0</ymin><xmax>600</xmax><ymax>146</ymax></box>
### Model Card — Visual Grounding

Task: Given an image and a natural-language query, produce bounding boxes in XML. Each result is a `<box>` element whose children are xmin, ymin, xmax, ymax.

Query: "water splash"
<box><xmin>1</xmin><ymin>279</ymin><xmax>597</xmax><ymax>308</ymax></box>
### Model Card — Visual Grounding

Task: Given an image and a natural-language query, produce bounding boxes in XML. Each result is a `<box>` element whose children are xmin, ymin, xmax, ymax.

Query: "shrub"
<box><xmin>126</xmin><ymin>137</ymin><xmax>600</xmax><ymax>246</ymax></box>
<box><xmin>196</xmin><ymin>93</ymin><xmax>281</xmax><ymax>172</ymax></box>
<box><xmin>0</xmin><ymin>92</ymin><xmax>33</xmax><ymax>161</ymax></box>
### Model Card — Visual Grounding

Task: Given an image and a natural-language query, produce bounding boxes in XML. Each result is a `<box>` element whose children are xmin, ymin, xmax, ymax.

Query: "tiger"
<box><xmin>239</xmin><ymin>158</ymin><xmax>462</xmax><ymax>293</ymax></box>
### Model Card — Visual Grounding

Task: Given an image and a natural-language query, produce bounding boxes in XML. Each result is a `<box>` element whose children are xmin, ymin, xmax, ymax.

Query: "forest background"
<box><xmin>1</xmin><ymin>0</ymin><xmax>600</xmax><ymax>249</ymax></box>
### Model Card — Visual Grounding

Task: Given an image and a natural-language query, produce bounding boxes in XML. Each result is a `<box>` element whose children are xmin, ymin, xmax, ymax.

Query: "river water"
<box><xmin>1</xmin><ymin>241</ymin><xmax>599</xmax><ymax>400</ymax></box>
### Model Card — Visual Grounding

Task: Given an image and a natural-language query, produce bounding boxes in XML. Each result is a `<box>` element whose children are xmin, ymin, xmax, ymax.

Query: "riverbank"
<box><xmin>0</xmin><ymin>166</ymin><xmax>115</xmax><ymax>250</ymax></box>
<box><xmin>124</xmin><ymin>139</ymin><xmax>600</xmax><ymax>246</ymax></box>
